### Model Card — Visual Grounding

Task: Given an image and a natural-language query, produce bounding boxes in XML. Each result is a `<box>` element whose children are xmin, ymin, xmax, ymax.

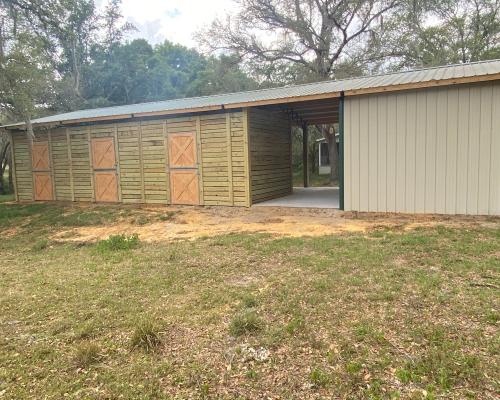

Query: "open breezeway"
<box><xmin>254</xmin><ymin>187</ymin><xmax>339</xmax><ymax>209</ymax></box>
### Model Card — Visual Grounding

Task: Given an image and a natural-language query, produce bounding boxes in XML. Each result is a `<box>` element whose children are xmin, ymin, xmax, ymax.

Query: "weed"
<box><xmin>74</xmin><ymin>342</ymin><xmax>100</xmax><ymax>368</ymax></box>
<box><xmin>354</xmin><ymin>321</ymin><xmax>385</xmax><ymax>343</ymax></box>
<box><xmin>246</xmin><ymin>369</ymin><xmax>258</xmax><ymax>380</ymax></box>
<box><xmin>346</xmin><ymin>361</ymin><xmax>363</xmax><ymax>374</ymax></box>
<box><xmin>133</xmin><ymin>215</ymin><xmax>151</xmax><ymax>225</ymax></box>
<box><xmin>309</xmin><ymin>367</ymin><xmax>330</xmax><ymax>388</ymax></box>
<box><xmin>31</xmin><ymin>239</ymin><xmax>49</xmax><ymax>251</ymax></box>
<box><xmin>285</xmin><ymin>315</ymin><xmax>305</xmax><ymax>335</ymax></box>
<box><xmin>240</xmin><ymin>293</ymin><xmax>258</xmax><ymax>308</ymax></box>
<box><xmin>158</xmin><ymin>211</ymin><xmax>177</xmax><ymax>221</ymax></box>
<box><xmin>73</xmin><ymin>322</ymin><xmax>97</xmax><ymax>340</ymax></box>
<box><xmin>485</xmin><ymin>311</ymin><xmax>498</xmax><ymax>324</ymax></box>
<box><xmin>131</xmin><ymin>319</ymin><xmax>161</xmax><ymax>352</ymax></box>
<box><xmin>229</xmin><ymin>310</ymin><xmax>263</xmax><ymax>337</ymax></box>
<box><xmin>96</xmin><ymin>234</ymin><xmax>140</xmax><ymax>252</ymax></box>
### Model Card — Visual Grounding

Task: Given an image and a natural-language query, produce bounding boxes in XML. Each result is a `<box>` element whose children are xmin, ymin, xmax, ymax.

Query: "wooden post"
<box><xmin>138</xmin><ymin>122</ymin><xmax>145</xmax><ymax>202</ymax></box>
<box><xmin>87</xmin><ymin>127</ymin><xmax>95</xmax><ymax>202</ymax></box>
<box><xmin>195</xmin><ymin>116</ymin><xmax>204</xmax><ymax>205</ymax></box>
<box><xmin>163</xmin><ymin>120</ymin><xmax>171</xmax><ymax>204</ymax></box>
<box><xmin>226</xmin><ymin>113</ymin><xmax>234</xmax><ymax>205</ymax></box>
<box><xmin>243</xmin><ymin>108</ymin><xmax>252</xmax><ymax>207</ymax></box>
<box><xmin>8</xmin><ymin>133</ymin><xmax>19</xmax><ymax>202</ymax></box>
<box><xmin>113</xmin><ymin>125</ymin><xmax>122</xmax><ymax>203</ymax></box>
<box><xmin>47</xmin><ymin>129</ymin><xmax>56</xmax><ymax>200</ymax></box>
<box><xmin>302</xmin><ymin>122</ymin><xmax>309</xmax><ymax>188</ymax></box>
<box><xmin>66</xmin><ymin>129</ymin><xmax>75</xmax><ymax>201</ymax></box>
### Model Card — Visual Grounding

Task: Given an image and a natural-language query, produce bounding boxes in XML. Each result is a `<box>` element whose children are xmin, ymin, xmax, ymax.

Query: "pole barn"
<box><xmin>3</xmin><ymin>60</ymin><xmax>500</xmax><ymax>215</ymax></box>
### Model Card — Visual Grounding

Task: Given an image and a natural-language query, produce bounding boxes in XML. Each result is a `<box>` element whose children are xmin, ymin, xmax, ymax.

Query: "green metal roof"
<box><xmin>4</xmin><ymin>59</ymin><xmax>500</xmax><ymax>129</ymax></box>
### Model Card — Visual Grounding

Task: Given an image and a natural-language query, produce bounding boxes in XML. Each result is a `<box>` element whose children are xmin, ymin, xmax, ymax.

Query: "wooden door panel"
<box><xmin>33</xmin><ymin>172</ymin><xmax>53</xmax><ymax>201</ymax></box>
<box><xmin>170</xmin><ymin>170</ymin><xmax>199</xmax><ymax>205</ymax></box>
<box><xmin>92</xmin><ymin>138</ymin><xmax>116</xmax><ymax>169</ymax></box>
<box><xmin>168</xmin><ymin>133</ymin><xmax>197</xmax><ymax>168</ymax></box>
<box><xmin>94</xmin><ymin>172</ymin><xmax>118</xmax><ymax>202</ymax></box>
<box><xmin>32</xmin><ymin>142</ymin><xmax>50</xmax><ymax>170</ymax></box>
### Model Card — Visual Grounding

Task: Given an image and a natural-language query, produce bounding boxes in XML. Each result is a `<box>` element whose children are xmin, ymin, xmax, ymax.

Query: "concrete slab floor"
<box><xmin>254</xmin><ymin>187</ymin><xmax>339</xmax><ymax>209</ymax></box>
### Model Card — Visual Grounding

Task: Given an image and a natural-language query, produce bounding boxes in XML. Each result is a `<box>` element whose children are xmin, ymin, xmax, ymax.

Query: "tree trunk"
<box><xmin>318</xmin><ymin>125</ymin><xmax>338</xmax><ymax>185</ymax></box>
<box><xmin>326</xmin><ymin>131</ymin><xmax>338</xmax><ymax>185</ymax></box>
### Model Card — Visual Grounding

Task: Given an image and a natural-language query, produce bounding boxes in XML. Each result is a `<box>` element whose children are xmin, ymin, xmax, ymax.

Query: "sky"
<box><xmin>117</xmin><ymin>0</ymin><xmax>238</xmax><ymax>48</ymax></box>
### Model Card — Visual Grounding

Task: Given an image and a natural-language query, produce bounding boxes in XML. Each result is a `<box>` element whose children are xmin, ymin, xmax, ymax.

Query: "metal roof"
<box><xmin>4</xmin><ymin>59</ymin><xmax>500</xmax><ymax>129</ymax></box>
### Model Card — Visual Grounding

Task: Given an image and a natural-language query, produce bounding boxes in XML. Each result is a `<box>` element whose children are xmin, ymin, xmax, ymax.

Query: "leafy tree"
<box><xmin>368</xmin><ymin>0</ymin><xmax>500</xmax><ymax>69</ymax></box>
<box><xmin>82</xmin><ymin>39</ymin><xmax>258</xmax><ymax>106</ymax></box>
<box><xmin>198</xmin><ymin>0</ymin><xmax>402</xmax><ymax>182</ymax></box>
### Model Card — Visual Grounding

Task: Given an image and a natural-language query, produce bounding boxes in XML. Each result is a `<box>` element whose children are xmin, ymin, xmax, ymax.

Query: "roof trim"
<box><xmin>343</xmin><ymin>72</ymin><xmax>500</xmax><ymax>96</ymax></box>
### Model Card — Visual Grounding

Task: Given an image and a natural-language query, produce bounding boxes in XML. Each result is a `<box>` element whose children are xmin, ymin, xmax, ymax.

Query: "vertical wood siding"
<box><xmin>248</xmin><ymin>108</ymin><xmax>292</xmax><ymax>203</ymax></box>
<box><xmin>10</xmin><ymin>110</ymin><xmax>248</xmax><ymax>206</ymax></box>
<box><xmin>50</xmin><ymin>128</ymin><xmax>72</xmax><ymax>201</ymax></box>
<box><xmin>345</xmin><ymin>81</ymin><xmax>500</xmax><ymax>215</ymax></box>
<box><xmin>12</xmin><ymin>133</ymin><xmax>33</xmax><ymax>201</ymax></box>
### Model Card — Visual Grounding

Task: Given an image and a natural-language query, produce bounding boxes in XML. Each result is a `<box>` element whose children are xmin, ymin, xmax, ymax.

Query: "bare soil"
<box><xmin>51</xmin><ymin>204</ymin><xmax>499</xmax><ymax>243</ymax></box>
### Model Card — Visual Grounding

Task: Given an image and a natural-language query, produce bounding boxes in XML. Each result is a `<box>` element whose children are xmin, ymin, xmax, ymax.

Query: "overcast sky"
<box><xmin>115</xmin><ymin>0</ymin><xmax>238</xmax><ymax>48</ymax></box>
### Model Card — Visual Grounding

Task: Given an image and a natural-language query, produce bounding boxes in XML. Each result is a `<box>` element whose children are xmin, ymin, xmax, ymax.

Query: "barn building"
<box><xmin>3</xmin><ymin>60</ymin><xmax>500</xmax><ymax>215</ymax></box>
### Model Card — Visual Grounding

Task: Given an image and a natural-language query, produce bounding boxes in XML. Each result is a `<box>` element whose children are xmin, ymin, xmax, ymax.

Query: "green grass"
<box><xmin>292</xmin><ymin>169</ymin><xmax>335</xmax><ymax>187</ymax></box>
<box><xmin>96</xmin><ymin>234</ymin><xmax>140</xmax><ymax>253</ymax></box>
<box><xmin>0</xmin><ymin>202</ymin><xmax>498</xmax><ymax>398</ymax></box>
<box><xmin>0</xmin><ymin>193</ymin><xmax>14</xmax><ymax>203</ymax></box>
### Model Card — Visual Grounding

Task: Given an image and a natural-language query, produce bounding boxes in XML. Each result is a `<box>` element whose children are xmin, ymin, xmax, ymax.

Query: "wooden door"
<box><xmin>168</xmin><ymin>132</ymin><xmax>199</xmax><ymax>205</ymax></box>
<box><xmin>91</xmin><ymin>137</ymin><xmax>118</xmax><ymax>202</ymax></box>
<box><xmin>32</xmin><ymin>142</ymin><xmax>53</xmax><ymax>201</ymax></box>
<box><xmin>33</xmin><ymin>172</ymin><xmax>53</xmax><ymax>201</ymax></box>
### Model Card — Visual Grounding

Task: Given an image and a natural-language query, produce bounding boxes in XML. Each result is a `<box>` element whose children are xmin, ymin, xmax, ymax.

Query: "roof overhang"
<box><xmin>3</xmin><ymin>64</ymin><xmax>500</xmax><ymax>131</ymax></box>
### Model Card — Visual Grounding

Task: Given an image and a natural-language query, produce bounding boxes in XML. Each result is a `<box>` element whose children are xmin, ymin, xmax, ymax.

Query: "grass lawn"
<box><xmin>0</xmin><ymin>203</ymin><xmax>498</xmax><ymax>399</ymax></box>
<box><xmin>292</xmin><ymin>169</ymin><xmax>335</xmax><ymax>187</ymax></box>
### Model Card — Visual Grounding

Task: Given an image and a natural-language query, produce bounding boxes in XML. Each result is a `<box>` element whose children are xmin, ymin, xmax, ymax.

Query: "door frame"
<box><xmin>167</xmin><ymin>130</ymin><xmax>200</xmax><ymax>205</ymax></box>
<box><xmin>31</xmin><ymin>140</ymin><xmax>54</xmax><ymax>201</ymax></box>
<box><xmin>91</xmin><ymin>136</ymin><xmax>119</xmax><ymax>203</ymax></box>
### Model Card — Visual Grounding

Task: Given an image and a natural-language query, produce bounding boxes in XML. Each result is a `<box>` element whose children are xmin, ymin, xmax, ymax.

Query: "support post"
<box><xmin>302</xmin><ymin>122</ymin><xmax>309</xmax><ymax>188</ymax></box>
<box><xmin>339</xmin><ymin>93</ymin><xmax>345</xmax><ymax>210</ymax></box>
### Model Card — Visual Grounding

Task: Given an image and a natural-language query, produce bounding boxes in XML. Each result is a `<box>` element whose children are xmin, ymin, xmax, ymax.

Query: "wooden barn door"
<box><xmin>32</xmin><ymin>142</ymin><xmax>53</xmax><ymax>201</ymax></box>
<box><xmin>91</xmin><ymin>137</ymin><xmax>119</xmax><ymax>202</ymax></box>
<box><xmin>168</xmin><ymin>132</ymin><xmax>199</xmax><ymax>205</ymax></box>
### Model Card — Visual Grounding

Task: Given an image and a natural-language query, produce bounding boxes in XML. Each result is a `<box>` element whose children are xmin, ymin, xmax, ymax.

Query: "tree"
<box><xmin>200</xmin><ymin>0</ymin><xmax>401</xmax><ymax>183</ymax></box>
<box><xmin>82</xmin><ymin>39</ymin><xmax>258</xmax><ymax>106</ymax></box>
<box><xmin>368</xmin><ymin>0</ymin><xmax>500</xmax><ymax>69</ymax></box>
<box><xmin>199</xmin><ymin>0</ymin><xmax>400</xmax><ymax>82</ymax></box>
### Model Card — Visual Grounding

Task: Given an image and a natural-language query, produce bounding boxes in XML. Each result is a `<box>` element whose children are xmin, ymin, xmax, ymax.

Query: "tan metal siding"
<box><xmin>344</xmin><ymin>81</ymin><xmax>500</xmax><ymax>215</ymax></box>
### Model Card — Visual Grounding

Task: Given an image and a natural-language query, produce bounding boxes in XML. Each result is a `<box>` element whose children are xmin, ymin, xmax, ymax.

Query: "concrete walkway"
<box><xmin>254</xmin><ymin>187</ymin><xmax>339</xmax><ymax>209</ymax></box>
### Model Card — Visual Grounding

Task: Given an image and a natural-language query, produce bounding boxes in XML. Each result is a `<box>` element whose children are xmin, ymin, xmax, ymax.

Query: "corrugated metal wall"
<box><xmin>344</xmin><ymin>81</ymin><xmax>500</xmax><ymax>215</ymax></box>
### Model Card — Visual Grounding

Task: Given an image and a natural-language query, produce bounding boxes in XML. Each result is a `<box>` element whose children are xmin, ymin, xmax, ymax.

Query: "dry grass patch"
<box><xmin>0</xmin><ymin>202</ymin><xmax>498</xmax><ymax>399</ymax></box>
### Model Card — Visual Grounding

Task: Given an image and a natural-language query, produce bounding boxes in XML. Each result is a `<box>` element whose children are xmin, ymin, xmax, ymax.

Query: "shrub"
<box><xmin>229</xmin><ymin>310</ymin><xmax>263</xmax><ymax>337</ymax></box>
<box><xmin>96</xmin><ymin>234</ymin><xmax>139</xmax><ymax>252</ymax></box>
<box><xmin>74</xmin><ymin>342</ymin><xmax>100</xmax><ymax>368</ymax></box>
<box><xmin>131</xmin><ymin>320</ymin><xmax>161</xmax><ymax>351</ymax></box>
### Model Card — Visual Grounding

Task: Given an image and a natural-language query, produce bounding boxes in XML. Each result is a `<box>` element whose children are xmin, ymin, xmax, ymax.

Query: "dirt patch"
<box><xmin>50</xmin><ymin>205</ymin><xmax>499</xmax><ymax>243</ymax></box>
